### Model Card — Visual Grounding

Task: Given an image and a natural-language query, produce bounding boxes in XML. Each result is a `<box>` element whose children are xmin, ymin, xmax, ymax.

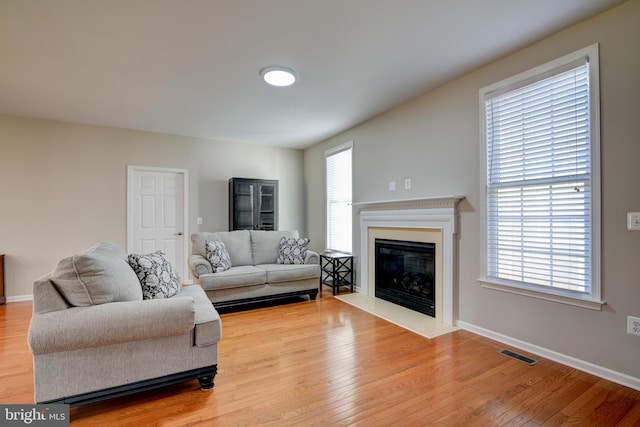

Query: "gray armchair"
<box><xmin>27</xmin><ymin>242</ymin><xmax>220</xmax><ymax>406</ymax></box>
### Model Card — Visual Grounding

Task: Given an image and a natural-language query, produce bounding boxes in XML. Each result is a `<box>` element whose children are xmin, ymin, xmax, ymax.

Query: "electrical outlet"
<box><xmin>628</xmin><ymin>316</ymin><xmax>640</xmax><ymax>336</ymax></box>
<box><xmin>627</xmin><ymin>212</ymin><xmax>640</xmax><ymax>231</ymax></box>
<box><xmin>404</xmin><ymin>178</ymin><xmax>411</xmax><ymax>189</ymax></box>
<box><xmin>196</xmin><ymin>217</ymin><xmax>203</xmax><ymax>225</ymax></box>
<box><xmin>389</xmin><ymin>181</ymin><xmax>396</xmax><ymax>191</ymax></box>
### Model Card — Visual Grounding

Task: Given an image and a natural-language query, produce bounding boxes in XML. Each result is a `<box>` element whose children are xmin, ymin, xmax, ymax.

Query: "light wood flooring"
<box><xmin>2</xmin><ymin>292</ymin><xmax>640</xmax><ymax>426</ymax></box>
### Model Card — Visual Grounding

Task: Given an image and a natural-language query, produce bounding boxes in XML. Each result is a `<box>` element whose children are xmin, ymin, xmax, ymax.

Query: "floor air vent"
<box><xmin>499</xmin><ymin>349</ymin><xmax>538</xmax><ymax>366</ymax></box>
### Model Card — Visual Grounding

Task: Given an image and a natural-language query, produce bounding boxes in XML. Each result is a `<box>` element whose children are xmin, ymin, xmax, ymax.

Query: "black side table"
<box><xmin>320</xmin><ymin>252</ymin><xmax>353</xmax><ymax>296</ymax></box>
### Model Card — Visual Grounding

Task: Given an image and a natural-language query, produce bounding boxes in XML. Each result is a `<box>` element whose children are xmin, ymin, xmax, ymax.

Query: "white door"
<box><xmin>127</xmin><ymin>166</ymin><xmax>189</xmax><ymax>281</ymax></box>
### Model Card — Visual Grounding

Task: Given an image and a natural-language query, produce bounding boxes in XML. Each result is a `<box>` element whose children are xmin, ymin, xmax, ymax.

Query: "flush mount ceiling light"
<box><xmin>261</xmin><ymin>66</ymin><xmax>296</xmax><ymax>87</ymax></box>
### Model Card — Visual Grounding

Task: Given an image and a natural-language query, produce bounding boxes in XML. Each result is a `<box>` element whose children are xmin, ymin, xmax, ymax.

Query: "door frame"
<box><xmin>127</xmin><ymin>165</ymin><xmax>190</xmax><ymax>282</ymax></box>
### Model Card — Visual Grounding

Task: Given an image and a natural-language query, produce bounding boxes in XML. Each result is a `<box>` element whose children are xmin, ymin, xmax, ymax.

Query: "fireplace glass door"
<box><xmin>374</xmin><ymin>239</ymin><xmax>435</xmax><ymax>317</ymax></box>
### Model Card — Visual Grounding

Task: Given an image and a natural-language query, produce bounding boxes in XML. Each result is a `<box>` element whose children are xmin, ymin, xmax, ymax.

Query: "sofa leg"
<box><xmin>198</xmin><ymin>374</ymin><xmax>215</xmax><ymax>390</ymax></box>
<box><xmin>309</xmin><ymin>289</ymin><xmax>319</xmax><ymax>301</ymax></box>
<box><xmin>198</xmin><ymin>365</ymin><xmax>217</xmax><ymax>390</ymax></box>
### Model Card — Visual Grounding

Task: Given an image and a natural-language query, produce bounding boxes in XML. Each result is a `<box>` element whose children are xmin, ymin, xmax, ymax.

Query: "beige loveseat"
<box><xmin>189</xmin><ymin>230</ymin><xmax>320</xmax><ymax>308</ymax></box>
<box><xmin>28</xmin><ymin>242</ymin><xmax>220</xmax><ymax>406</ymax></box>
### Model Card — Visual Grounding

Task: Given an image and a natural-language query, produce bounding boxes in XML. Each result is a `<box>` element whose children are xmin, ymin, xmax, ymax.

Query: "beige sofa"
<box><xmin>28</xmin><ymin>242</ymin><xmax>220</xmax><ymax>406</ymax></box>
<box><xmin>189</xmin><ymin>230</ymin><xmax>320</xmax><ymax>308</ymax></box>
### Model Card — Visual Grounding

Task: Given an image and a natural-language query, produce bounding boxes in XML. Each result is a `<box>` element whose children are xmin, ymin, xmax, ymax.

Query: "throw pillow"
<box><xmin>128</xmin><ymin>251</ymin><xmax>181</xmax><ymax>299</ymax></box>
<box><xmin>277</xmin><ymin>237</ymin><xmax>310</xmax><ymax>264</ymax></box>
<box><xmin>51</xmin><ymin>242</ymin><xmax>143</xmax><ymax>306</ymax></box>
<box><xmin>205</xmin><ymin>240</ymin><xmax>232</xmax><ymax>272</ymax></box>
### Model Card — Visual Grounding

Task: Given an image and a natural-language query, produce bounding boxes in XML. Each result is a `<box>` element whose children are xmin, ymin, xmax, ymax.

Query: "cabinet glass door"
<box><xmin>235</xmin><ymin>182</ymin><xmax>254</xmax><ymax>229</ymax></box>
<box><xmin>257</xmin><ymin>183</ymin><xmax>276</xmax><ymax>230</ymax></box>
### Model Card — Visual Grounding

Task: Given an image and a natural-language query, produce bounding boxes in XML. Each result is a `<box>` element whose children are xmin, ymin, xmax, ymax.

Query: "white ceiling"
<box><xmin>0</xmin><ymin>0</ymin><xmax>624</xmax><ymax>149</ymax></box>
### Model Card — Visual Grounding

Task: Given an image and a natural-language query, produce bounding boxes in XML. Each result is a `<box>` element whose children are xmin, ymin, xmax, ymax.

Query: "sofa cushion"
<box><xmin>250</xmin><ymin>230</ymin><xmax>299</xmax><ymax>265</ymax></box>
<box><xmin>205</xmin><ymin>240</ymin><xmax>232</xmax><ymax>272</ymax></box>
<box><xmin>51</xmin><ymin>242</ymin><xmax>143</xmax><ymax>306</ymax></box>
<box><xmin>260</xmin><ymin>264</ymin><xmax>321</xmax><ymax>284</ymax></box>
<box><xmin>192</xmin><ymin>230</ymin><xmax>252</xmax><ymax>266</ymax></box>
<box><xmin>277</xmin><ymin>237</ymin><xmax>310</xmax><ymax>264</ymax></box>
<box><xmin>128</xmin><ymin>251</ymin><xmax>181</xmax><ymax>299</ymax></box>
<box><xmin>198</xmin><ymin>265</ymin><xmax>266</xmax><ymax>290</ymax></box>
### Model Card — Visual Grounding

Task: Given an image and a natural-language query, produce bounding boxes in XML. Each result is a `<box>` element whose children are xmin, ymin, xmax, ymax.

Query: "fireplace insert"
<box><xmin>374</xmin><ymin>239</ymin><xmax>435</xmax><ymax>317</ymax></box>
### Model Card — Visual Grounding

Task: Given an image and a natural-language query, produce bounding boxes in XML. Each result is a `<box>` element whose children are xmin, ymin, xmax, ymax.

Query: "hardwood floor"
<box><xmin>2</xmin><ymin>293</ymin><xmax>640</xmax><ymax>426</ymax></box>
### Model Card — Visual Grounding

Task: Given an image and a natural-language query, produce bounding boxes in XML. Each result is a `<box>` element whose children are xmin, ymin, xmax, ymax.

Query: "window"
<box><xmin>326</xmin><ymin>142</ymin><xmax>353</xmax><ymax>253</ymax></box>
<box><xmin>479</xmin><ymin>44</ymin><xmax>601</xmax><ymax>309</ymax></box>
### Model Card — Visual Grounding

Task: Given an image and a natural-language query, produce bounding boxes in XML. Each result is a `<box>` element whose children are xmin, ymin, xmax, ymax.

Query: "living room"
<box><xmin>1</xmin><ymin>0</ymin><xmax>640</xmax><ymax>424</ymax></box>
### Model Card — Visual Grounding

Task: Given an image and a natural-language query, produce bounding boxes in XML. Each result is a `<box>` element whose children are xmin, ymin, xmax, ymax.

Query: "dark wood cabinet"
<box><xmin>229</xmin><ymin>178</ymin><xmax>278</xmax><ymax>231</ymax></box>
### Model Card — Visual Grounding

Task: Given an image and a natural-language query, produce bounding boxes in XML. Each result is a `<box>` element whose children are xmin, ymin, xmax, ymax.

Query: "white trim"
<box><xmin>127</xmin><ymin>165</ymin><xmax>190</xmax><ymax>281</ymax></box>
<box><xmin>325</xmin><ymin>140</ymin><xmax>353</xmax><ymax>157</ymax></box>
<box><xmin>354</xmin><ymin>195</ymin><xmax>464</xmax><ymax>211</ymax></box>
<box><xmin>478</xmin><ymin>43</ymin><xmax>601</xmax><ymax>307</ymax></box>
<box><xmin>6</xmin><ymin>294</ymin><xmax>33</xmax><ymax>302</ymax></box>
<box><xmin>588</xmin><ymin>43</ymin><xmax>602</xmax><ymax>303</ymax></box>
<box><xmin>480</xmin><ymin>279</ymin><xmax>605</xmax><ymax>311</ymax></box>
<box><xmin>458</xmin><ymin>320</ymin><xmax>640</xmax><ymax>392</ymax></box>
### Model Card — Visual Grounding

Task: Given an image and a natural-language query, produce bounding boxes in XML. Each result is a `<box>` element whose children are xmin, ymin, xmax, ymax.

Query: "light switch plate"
<box><xmin>627</xmin><ymin>212</ymin><xmax>640</xmax><ymax>231</ymax></box>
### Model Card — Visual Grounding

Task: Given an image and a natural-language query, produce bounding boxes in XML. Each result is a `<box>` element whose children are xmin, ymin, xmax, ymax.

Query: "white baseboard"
<box><xmin>6</xmin><ymin>294</ymin><xmax>33</xmax><ymax>303</ymax></box>
<box><xmin>457</xmin><ymin>320</ymin><xmax>640</xmax><ymax>392</ymax></box>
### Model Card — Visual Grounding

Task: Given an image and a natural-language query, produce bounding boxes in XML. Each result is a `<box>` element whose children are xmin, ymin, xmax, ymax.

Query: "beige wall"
<box><xmin>0</xmin><ymin>116</ymin><xmax>305</xmax><ymax>297</ymax></box>
<box><xmin>304</xmin><ymin>0</ymin><xmax>640</xmax><ymax>379</ymax></box>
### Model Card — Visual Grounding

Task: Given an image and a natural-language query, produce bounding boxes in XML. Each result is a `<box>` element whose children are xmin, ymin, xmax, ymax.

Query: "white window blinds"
<box><xmin>484</xmin><ymin>57</ymin><xmax>593</xmax><ymax>295</ymax></box>
<box><xmin>326</xmin><ymin>144</ymin><xmax>352</xmax><ymax>253</ymax></box>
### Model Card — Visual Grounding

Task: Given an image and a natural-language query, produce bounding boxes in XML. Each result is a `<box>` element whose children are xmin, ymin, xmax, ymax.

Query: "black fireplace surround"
<box><xmin>374</xmin><ymin>239</ymin><xmax>435</xmax><ymax>317</ymax></box>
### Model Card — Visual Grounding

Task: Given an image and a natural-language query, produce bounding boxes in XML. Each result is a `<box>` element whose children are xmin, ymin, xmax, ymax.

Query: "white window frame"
<box><xmin>325</xmin><ymin>141</ymin><xmax>353</xmax><ymax>253</ymax></box>
<box><xmin>479</xmin><ymin>44</ymin><xmax>603</xmax><ymax>310</ymax></box>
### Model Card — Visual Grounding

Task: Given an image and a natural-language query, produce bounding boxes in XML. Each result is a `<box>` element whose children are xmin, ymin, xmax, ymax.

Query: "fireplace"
<box><xmin>375</xmin><ymin>239</ymin><xmax>436</xmax><ymax>317</ymax></box>
<box><xmin>357</xmin><ymin>196</ymin><xmax>464</xmax><ymax>325</ymax></box>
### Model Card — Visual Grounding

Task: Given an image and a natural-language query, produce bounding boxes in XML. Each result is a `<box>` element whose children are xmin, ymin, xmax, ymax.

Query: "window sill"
<box><xmin>479</xmin><ymin>279</ymin><xmax>605</xmax><ymax>311</ymax></box>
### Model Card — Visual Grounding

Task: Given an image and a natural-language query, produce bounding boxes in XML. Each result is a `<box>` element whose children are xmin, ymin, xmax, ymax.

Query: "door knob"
<box><xmin>175</xmin><ymin>232</ymin><xmax>184</xmax><ymax>236</ymax></box>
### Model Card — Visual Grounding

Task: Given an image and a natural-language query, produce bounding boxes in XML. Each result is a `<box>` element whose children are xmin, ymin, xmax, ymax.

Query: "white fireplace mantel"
<box><xmin>354</xmin><ymin>195</ymin><xmax>465</xmax><ymax>211</ymax></box>
<box><xmin>357</xmin><ymin>195</ymin><xmax>464</xmax><ymax>326</ymax></box>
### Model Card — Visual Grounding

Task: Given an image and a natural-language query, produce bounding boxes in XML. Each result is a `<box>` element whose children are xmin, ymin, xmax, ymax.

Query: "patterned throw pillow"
<box><xmin>128</xmin><ymin>251</ymin><xmax>181</xmax><ymax>299</ymax></box>
<box><xmin>277</xmin><ymin>237</ymin><xmax>310</xmax><ymax>264</ymax></box>
<box><xmin>205</xmin><ymin>240</ymin><xmax>232</xmax><ymax>272</ymax></box>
